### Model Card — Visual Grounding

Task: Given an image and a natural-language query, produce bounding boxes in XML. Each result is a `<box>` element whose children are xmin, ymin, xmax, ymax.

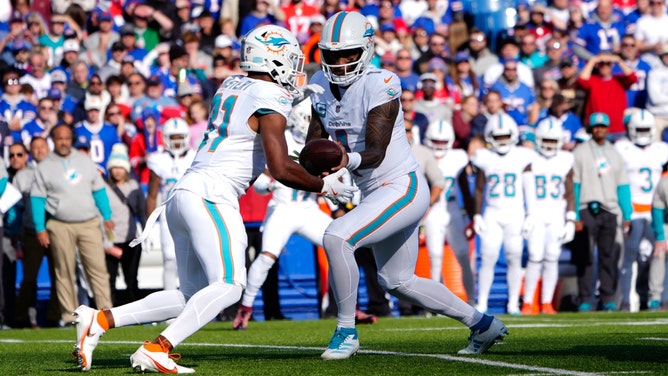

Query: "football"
<box><xmin>299</xmin><ymin>139</ymin><xmax>343</xmax><ymax>176</ymax></box>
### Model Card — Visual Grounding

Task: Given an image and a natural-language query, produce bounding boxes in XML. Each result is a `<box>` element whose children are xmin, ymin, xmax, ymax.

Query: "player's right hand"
<box><xmin>473</xmin><ymin>214</ymin><xmax>486</xmax><ymax>236</ymax></box>
<box><xmin>321</xmin><ymin>168</ymin><xmax>358</xmax><ymax>204</ymax></box>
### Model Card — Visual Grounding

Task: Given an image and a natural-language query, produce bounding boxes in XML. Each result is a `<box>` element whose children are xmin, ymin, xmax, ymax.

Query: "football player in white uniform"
<box><xmin>615</xmin><ymin>109</ymin><xmax>668</xmax><ymax>311</ymax></box>
<box><xmin>70</xmin><ymin>25</ymin><xmax>356</xmax><ymax>373</ymax></box>
<box><xmin>145</xmin><ymin>118</ymin><xmax>197</xmax><ymax>291</ymax></box>
<box><xmin>310</xmin><ymin>11</ymin><xmax>507</xmax><ymax>360</ymax></box>
<box><xmin>232</xmin><ymin>98</ymin><xmax>335</xmax><ymax>330</ymax></box>
<box><xmin>472</xmin><ymin>113</ymin><xmax>537</xmax><ymax>315</ymax></box>
<box><xmin>422</xmin><ymin>119</ymin><xmax>475</xmax><ymax>304</ymax></box>
<box><xmin>521</xmin><ymin>118</ymin><xmax>575</xmax><ymax>315</ymax></box>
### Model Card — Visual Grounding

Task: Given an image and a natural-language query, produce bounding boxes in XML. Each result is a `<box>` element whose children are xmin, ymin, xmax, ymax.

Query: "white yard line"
<box><xmin>0</xmin><ymin>339</ymin><xmax>630</xmax><ymax>375</ymax></box>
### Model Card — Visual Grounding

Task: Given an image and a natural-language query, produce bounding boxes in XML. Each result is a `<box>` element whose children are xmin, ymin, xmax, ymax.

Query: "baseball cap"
<box><xmin>98</xmin><ymin>11</ymin><xmax>113</xmax><ymax>22</ymax></box>
<box><xmin>63</xmin><ymin>39</ymin><xmax>80</xmax><ymax>53</ymax></box>
<box><xmin>9</xmin><ymin>10</ymin><xmax>24</xmax><ymax>23</ymax></box>
<box><xmin>120</xmin><ymin>23</ymin><xmax>135</xmax><ymax>36</ymax></box>
<box><xmin>560</xmin><ymin>56</ymin><xmax>575</xmax><ymax>68</ymax></box>
<box><xmin>122</xmin><ymin>55</ymin><xmax>135</xmax><ymax>64</ymax></box>
<box><xmin>84</xmin><ymin>95</ymin><xmax>103</xmax><ymax>111</ymax></box>
<box><xmin>381</xmin><ymin>51</ymin><xmax>396</xmax><ymax>65</ymax></box>
<box><xmin>47</xmin><ymin>87</ymin><xmax>62</xmax><ymax>100</ymax></box>
<box><xmin>147</xmin><ymin>74</ymin><xmax>162</xmax><ymax>86</ymax></box>
<box><xmin>215</xmin><ymin>35</ymin><xmax>233</xmax><ymax>49</ymax></box>
<box><xmin>419</xmin><ymin>72</ymin><xmax>438</xmax><ymax>82</ymax></box>
<box><xmin>311</xmin><ymin>14</ymin><xmax>326</xmax><ymax>26</ymax></box>
<box><xmin>427</xmin><ymin>57</ymin><xmax>448</xmax><ymax>72</ymax></box>
<box><xmin>380</xmin><ymin>23</ymin><xmax>396</xmax><ymax>33</ymax></box>
<box><xmin>51</xmin><ymin>69</ymin><xmax>67</xmax><ymax>83</ymax></box>
<box><xmin>74</xmin><ymin>135</ymin><xmax>91</xmax><ymax>150</ymax></box>
<box><xmin>589</xmin><ymin>112</ymin><xmax>610</xmax><ymax>127</ymax></box>
<box><xmin>455</xmin><ymin>50</ymin><xmax>470</xmax><ymax>63</ymax></box>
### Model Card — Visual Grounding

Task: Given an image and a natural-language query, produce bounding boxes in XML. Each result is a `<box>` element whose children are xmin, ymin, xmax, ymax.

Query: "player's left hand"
<box><xmin>321</xmin><ymin>168</ymin><xmax>358</xmax><ymax>204</ymax></box>
<box><xmin>561</xmin><ymin>221</ymin><xmax>576</xmax><ymax>244</ymax></box>
<box><xmin>521</xmin><ymin>214</ymin><xmax>536</xmax><ymax>239</ymax></box>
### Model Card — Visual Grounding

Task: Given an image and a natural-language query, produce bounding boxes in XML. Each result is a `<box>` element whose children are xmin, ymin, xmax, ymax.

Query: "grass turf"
<box><xmin>1</xmin><ymin>311</ymin><xmax>667</xmax><ymax>375</ymax></box>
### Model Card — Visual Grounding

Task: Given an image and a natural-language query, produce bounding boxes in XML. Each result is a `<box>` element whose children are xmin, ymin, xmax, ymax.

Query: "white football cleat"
<box><xmin>458</xmin><ymin>316</ymin><xmax>508</xmax><ymax>355</ymax></box>
<box><xmin>130</xmin><ymin>342</ymin><xmax>195</xmax><ymax>374</ymax></box>
<box><xmin>321</xmin><ymin>327</ymin><xmax>359</xmax><ymax>360</ymax></box>
<box><xmin>73</xmin><ymin>305</ymin><xmax>105</xmax><ymax>371</ymax></box>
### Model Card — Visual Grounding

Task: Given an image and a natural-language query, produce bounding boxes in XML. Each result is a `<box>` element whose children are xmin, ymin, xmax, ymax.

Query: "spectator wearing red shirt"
<box><xmin>577</xmin><ymin>52</ymin><xmax>637</xmax><ymax>136</ymax></box>
<box><xmin>281</xmin><ymin>0</ymin><xmax>319</xmax><ymax>44</ymax></box>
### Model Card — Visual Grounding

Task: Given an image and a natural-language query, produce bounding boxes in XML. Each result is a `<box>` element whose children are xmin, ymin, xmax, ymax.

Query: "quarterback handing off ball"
<box><xmin>299</xmin><ymin>139</ymin><xmax>343</xmax><ymax>176</ymax></box>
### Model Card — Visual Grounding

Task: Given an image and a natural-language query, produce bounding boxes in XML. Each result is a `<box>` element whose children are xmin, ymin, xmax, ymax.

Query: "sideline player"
<box><xmin>472</xmin><ymin>113</ymin><xmax>537</xmax><ymax>315</ymax></box>
<box><xmin>71</xmin><ymin>25</ymin><xmax>356</xmax><ymax>373</ymax></box>
<box><xmin>615</xmin><ymin>110</ymin><xmax>668</xmax><ymax>310</ymax></box>
<box><xmin>232</xmin><ymin>98</ymin><xmax>335</xmax><ymax>329</ymax></box>
<box><xmin>146</xmin><ymin>117</ymin><xmax>197</xmax><ymax>291</ymax></box>
<box><xmin>422</xmin><ymin>119</ymin><xmax>475</xmax><ymax>303</ymax></box>
<box><xmin>309</xmin><ymin>11</ymin><xmax>507</xmax><ymax>360</ymax></box>
<box><xmin>522</xmin><ymin>118</ymin><xmax>575</xmax><ymax>315</ymax></box>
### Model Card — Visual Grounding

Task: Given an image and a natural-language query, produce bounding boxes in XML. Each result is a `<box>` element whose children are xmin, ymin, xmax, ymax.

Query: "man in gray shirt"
<box><xmin>572</xmin><ymin>112</ymin><xmax>633</xmax><ymax>312</ymax></box>
<box><xmin>30</xmin><ymin>125</ymin><xmax>114</xmax><ymax>324</ymax></box>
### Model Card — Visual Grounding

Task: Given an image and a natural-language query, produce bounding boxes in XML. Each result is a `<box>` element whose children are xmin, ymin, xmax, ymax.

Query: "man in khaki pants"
<box><xmin>30</xmin><ymin>125</ymin><xmax>114</xmax><ymax>324</ymax></box>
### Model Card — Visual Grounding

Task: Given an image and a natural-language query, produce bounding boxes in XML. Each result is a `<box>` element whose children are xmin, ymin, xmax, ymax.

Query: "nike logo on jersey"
<box><xmin>384</xmin><ymin>76</ymin><xmax>392</xmax><ymax>83</ymax></box>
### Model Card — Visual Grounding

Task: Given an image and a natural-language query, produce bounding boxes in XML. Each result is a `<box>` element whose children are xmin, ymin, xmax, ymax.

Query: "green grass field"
<box><xmin>1</xmin><ymin>311</ymin><xmax>667</xmax><ymax>375</ymax></box>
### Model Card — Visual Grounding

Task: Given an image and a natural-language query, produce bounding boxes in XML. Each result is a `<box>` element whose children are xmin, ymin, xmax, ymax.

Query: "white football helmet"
<box><xmin>484</xmin><ymin>113</ymin><xmax>518</xmax><ymax>155</ymax></box>
<box><xmin>162</xmin><ymin>118</ymin><xmax>191</xmax><ymax>156</ymax></box>
<box><xmin>287</xmin><ymin>97</ymin><xmax>311</xmax><ymax>144</ymax></box>
<box><xmin>425</xmin><ymin>119</ymin><xmax>455</xmax><ymax>158</ymax></box>
<box><xmin>319</xmin><ymin>11</ymin><xmax>375</xmax><ymax>86</ymax></box>
<box><xmin>626</xmin><ymin>109</ymin><xmax>655</xmax><ymax>147</ymax></box>
<box><xmin>240</xmin><ymin>25</ymin><xmax>306</xmax><ymax>95</ymax></box>
<box><xmin>535</xmin><ymin>117</ymin><xmax>564</xmax><ymax>158</ymax></box>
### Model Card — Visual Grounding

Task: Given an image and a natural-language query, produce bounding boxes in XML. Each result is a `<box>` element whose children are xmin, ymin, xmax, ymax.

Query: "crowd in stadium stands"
<box><xmin>1</xmin><ymin>0</ymin><xmax>668</xmax><ymax>329</ymax></box>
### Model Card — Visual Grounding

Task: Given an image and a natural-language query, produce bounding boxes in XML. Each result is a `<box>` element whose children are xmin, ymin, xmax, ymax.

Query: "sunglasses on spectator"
<box><xmin>107</xmin><ymin>111</ymin><xmax>121</xmax><ymax>116</ymax></box>
<box><xmin>622</xmin><ymin>43</ymin><xmax>636</xmax><ymax>47</ymax></box>
<box><xmin>128</xmin><ymin>80</ymin><xmax>142</xmax><ymax>86</ymax></box>
<box><xmin>397</xmin><ymin>55</ymin><xmax>412</xmax><ymax>60</ymax></box>
<box><xmin>650</xmin><ymin>1</ymin><xmax>663</xmax><ymax>5</ymax></box>
<box><xmin>414</xmin><ymin>30</ymin><xmax>428</xmax><ymax>37</ymax></box>
<box><xmin>547</xmin><ymin>42</ymin><xmax>561</xmax><ymax>49</ymax></box>
<box><xmin>5</xmin><ymin>78</ymin><xmax>19</xmax><ymax>86</ymax></box>
<box><xmin>504</xmin><ymin>66</ymin><xmax>517</xmax><ymax>71</ymax></box>
<box><xmin>400</xmin><ymin>97</ymin><xmax>414</xmax><ymax>101</ymax></box>
<box><xmin>90</xmin><ymin>81</ymin><xmax>103</xmax><ymax>86</ymax></box>
<box><xmin>39</xmin><ymin>106</ymin><xmax>54</xmax><ymax>111</ymax></box>
<box><xmin>597</xmin><ymin>61</ymin><xmax>612</xmax><ymax>66</ymax></box>
<box><xmin>9</xmin><ymin>153</ymin><xmax>24</xmax><ymax>158</ymax></box>
<box><xmin>470</xmin><ymin>35</ymin><xmax>485</xmax><ymax>43</ymax></box>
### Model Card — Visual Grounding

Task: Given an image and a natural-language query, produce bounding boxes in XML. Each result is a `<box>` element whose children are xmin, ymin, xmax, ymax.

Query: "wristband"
<box><xmin>565</xmin><ymin>211</ymin><xmax>577</xmax><ymax>222</ymax></box>
<box><xmin>346</xmin><ymin>152</ymin><xmax>361</xmax><ymax>170</ymax></box>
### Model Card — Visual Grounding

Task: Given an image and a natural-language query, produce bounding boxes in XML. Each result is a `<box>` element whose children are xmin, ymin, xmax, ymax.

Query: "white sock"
<box><xmin>162</xmin><ymin>282</ymin><xmax>242</xmax><ymax>347</ymax></box>
<box><xmin>323</xmin><ymin>233</ymin><xmax>358</xmax><ymax>329</ymax></box>
<box><xmin>241</xmin><ymin>253</ymin><xmax>276</xmax><ymax>307</ymax></box>
<box><xmin>111</xmin><ymin>290</ymin><xmax>186</xmax><ymax>327</ymax></box>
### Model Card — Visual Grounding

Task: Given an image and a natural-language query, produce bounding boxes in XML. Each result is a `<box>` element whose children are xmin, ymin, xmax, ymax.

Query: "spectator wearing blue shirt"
<box><xmin>574</xmin><ymin>0</ymin><xmax>626</xmax><ymax>60</ymax></box>
<box><xmin>0</xmin><ymin>69</ymin><xmax>36</xmax><ymax>136</ymax></box>
<box><xmin>395</xmin><ymin>48</ymin><xmax>420</xmax><ymax>92</ymax></box>
<box><xmin>20</xmin><ymin>98</ymin><xmax>60</xmax><ymax>146</ymax></box>
<box><xmin>74</xmin><ymin>95</ymin><xmax>121</xmax><ymax>175</ymax></box>
<box><xmin>239</xmin><ymin>0</ymin><xmax>284</xmax><ymax>38</ymax></box>
<box><xmin>131</xmin><ymin>75</ymin><xmax>178</xmax><ymax>123</ymax></box>
<box><xmin>488</xmin><ymin>58</ymin><xmax>538</xmax><ymax>126</ymax></box>
<box><xmin>615</xmin><ymin>34</ymin><xmax>652</xmax><ymax>108</ymax></box>
<box><xmin>119</xmin><ymin>24</ymin><xmax>148</xmax><ymax>62</ymax></box>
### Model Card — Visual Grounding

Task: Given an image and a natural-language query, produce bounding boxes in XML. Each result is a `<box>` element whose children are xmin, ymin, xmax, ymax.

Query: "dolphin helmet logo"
<box><xmin>255</xmin><ymin>31</ymin><xmax>291</xmax><ymax>53</ymax></box>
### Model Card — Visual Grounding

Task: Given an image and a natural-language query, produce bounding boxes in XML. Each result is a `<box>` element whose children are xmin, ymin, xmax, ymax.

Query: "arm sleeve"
<box><xmin>0</xmin><ymin>176</ymin><xmax>7</xmax><ymax>196</ymax></box>
<box><xmin>574</xmin><ymin>182</ymin><xmax>582</xmax><ymax>221</ymax></box>
<box><xmin>652</xmin><ymin>207</ymin><xmax>666</xmax><ymax>241</ymax></box>
<box><xmin>31</xmin><ymin>196</ymin><xmax>47</xmax><ymax>232</ymax></box>
<box><xmin>92</xmin><ymin>188</ymin><xmax>113</xmax><ymax>221</ymax></box>
<box><xmin>522</xmin><ymin>168</ymin><xmax>536</xmax><ymax>215</ymax></box>
<box><xmin>617</xmin><ymin>184</ymin><xmax>633</xmax><ymax>221</ymax></box>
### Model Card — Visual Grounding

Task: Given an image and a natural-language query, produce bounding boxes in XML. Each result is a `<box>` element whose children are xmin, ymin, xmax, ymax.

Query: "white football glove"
<box><xmin>252</xmin><ymin>173</ymin><xmax>274</xmax><ymax>195</ymax></box>
<box><xmin>521</xmin><ymin>214</ymin><xmax>536</xmax><ymax>239</ymax></box>
<box><xmin>473</xmin><ymin>214</ymin><xmax>486</xmax><ymax>236</ymax></box>
<box><xmin>321</xmin><ymin>168</ymin><xmax>358</xmax><ymax>205</ymax></box>
<box><xmin>293</xmin><ymin>84</ymin><xmax>325</xmax><ymax>105</ymax></box>
<box><xmin>561</xmin><ymin>221</ymin><xmax>576</xmax><ymax>244</ymax></box>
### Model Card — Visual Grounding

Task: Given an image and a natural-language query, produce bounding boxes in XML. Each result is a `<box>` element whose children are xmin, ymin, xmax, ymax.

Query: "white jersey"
<box><xmin>435</xmin><ymin>149</ymin><xmax>469</xmax><ymax>203</ymax></box>
<box><xmin>473</xmin><ymin>146</ymin><xmax>537</xmax><ymax>213</ymax></box>
<box><xmin>309</xmin><ymin>68</ymin><xmax>419</xmax><ymax>192</ymax></box>
<box><xmin>615</xmin><ymin>138</ymin><xmax>668</xmax><ymax>219</ymax></box>
<box><xmin>147</xmin><ymin>149</ymin><xmax>197</xmax><ymax>200</ymax></box>
<box><xmin>530</xmin><ymin>150</ymin><xmax>574</xmax><ymax>222</ymax></box>
<box><xmin>268</xmin><ymin>130</ymin><xmax>319</xmax><ymax>207</ymax></box>
<box><xmin>174</xmin><ymin>75</ymin><xmax>293</xmax><ymax>205</ymax></box>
